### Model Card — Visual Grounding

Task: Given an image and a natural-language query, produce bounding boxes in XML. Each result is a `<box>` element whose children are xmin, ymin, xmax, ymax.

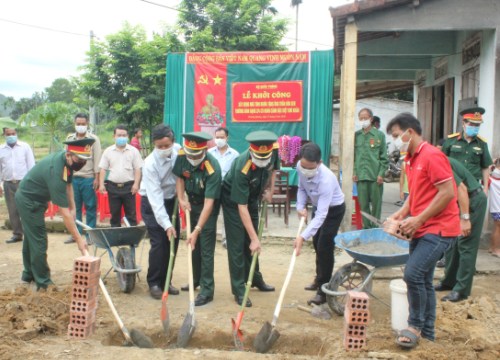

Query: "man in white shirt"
<box><xmin>139</xmin><ymin>124</ymin><xmax>180</xmax><ymax>299</ymax></box>
<box><xmin>0</xmin><ymin>127</ymin><xmax>35</xmax><ymax>243</ymax></box>
<box><xmin>99</xmin><ymin>125</ymin><xmax>143</xmax><ymax>227</ymax></box>
<box><xmin>207</xmin><ymin>127</ymin><xmax>239</xmax><ymax>248</ymax></box>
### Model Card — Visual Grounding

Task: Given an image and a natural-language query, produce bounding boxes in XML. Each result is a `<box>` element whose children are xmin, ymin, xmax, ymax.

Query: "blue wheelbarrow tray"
<box><xmin>335</xmin><ymin>228</ymin><xmax>409</xmax><ymax>268</ymax></box>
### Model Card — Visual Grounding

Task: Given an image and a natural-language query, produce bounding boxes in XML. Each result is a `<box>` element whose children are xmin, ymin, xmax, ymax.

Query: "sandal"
<box><xmin>396</xmin><ymin>328</ymin><xmax>420</xmax><ymax>349</ymax></box>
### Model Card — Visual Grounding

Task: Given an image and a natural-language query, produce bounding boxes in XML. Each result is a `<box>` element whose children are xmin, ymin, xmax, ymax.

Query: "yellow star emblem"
<box><xmin>213</xmin><ymin>74</ymin><xmax>223</xmax><ymax>85</ymax></box>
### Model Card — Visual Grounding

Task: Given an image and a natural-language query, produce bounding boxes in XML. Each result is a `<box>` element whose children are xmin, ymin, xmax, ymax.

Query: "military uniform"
<box><xmin>440</xmin><ymin>158</ymin><xmax>487</xmax><ymax>299</ymax></box>
<box><xmin>221</xmin><ymin>131</ymin><xmax>279</xmax><ymax>302</ymax></box>
<box><xmin>354</xmin><ymin>127</ymin><xmax>388</xmax><ymax>228</ymax></box>
<box><xmin>15</xmin><ymin>138</ymin><xmax>94</xmax><ymax>289</ymax></box>
<box><xmin>442</xmin><ymin>107</ymin><xmax>492</xmax><ymax>182</ymax></box>
<box><xmin>173</xmin><ymin>132</ymin><xmax>221</xmax><ymax>302</ymax></box>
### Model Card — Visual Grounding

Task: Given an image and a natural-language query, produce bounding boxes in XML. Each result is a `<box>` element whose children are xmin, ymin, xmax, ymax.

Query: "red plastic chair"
<box><xmin>44</xmin><ymin>202</ymin><xmax>59</xmax><ymax>219</ymax></box>
<box><xmin>351</xmin><ymin>196</ymin><xmax>362</xmax><ymax>230</ymax></box>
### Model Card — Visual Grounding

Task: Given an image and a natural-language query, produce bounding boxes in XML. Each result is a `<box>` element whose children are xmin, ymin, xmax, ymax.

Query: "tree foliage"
<box><xmin>45</xmin><ymin>78</ymin><xmax>76</xmax><ymax>103</ymax></box>
<box><xmin>178</xmin><ymin>0</ymin><xmax>288</xmax><ymax>51</ymax></box>
<box><xmin>80</xmin><ymin>23</ymin><xmax>184</xmax><ymax>135</ymax></box>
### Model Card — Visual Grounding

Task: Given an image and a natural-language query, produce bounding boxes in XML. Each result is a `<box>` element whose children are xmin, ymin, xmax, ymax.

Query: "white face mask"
<box><xmin>493</xmin><ymin>168</ymin><xmax>500</xmax><ymax>176</ymax></box>
<box><xmin>298</xmin><ymin>163</ymin><xmax>318</xmax><ymax>178</ymax></box>
<box><xmin>393</xmin><ymin>130</ymin><xmax>411</xmax><ymax>154</ymax></box>
<box><xmin>155</xmin><ymin>147</ymin><xmax>173</xmax><ymax>158</ymax></box>
<box><xmin>187</xmin><ymin>157</ymin><xmax>204</xmax><ymax>167</ymax></box>
<box><xmin>214</xmin><ymin>138</ymin><xmax>227</xmax><ymax>148</ymax></box>
<box><xmin>75</xmin><ymin>125</ymin><xmax>88</xmax><ymax>134</ymax></box>
<box><xmin>360</xmin><ymin>120</ymin><xmax>371</xmax><ymax>129</ymax></box>
<box><xmin>250</xmin><ymin>152</ymin><xmax>272</xmax><ymax>168</ymax></box>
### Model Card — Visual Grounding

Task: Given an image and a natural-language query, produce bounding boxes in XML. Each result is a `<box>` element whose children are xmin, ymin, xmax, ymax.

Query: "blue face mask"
<box><xmin>6</xmin><ymin>135</ymin><xmax>17</xmax><ymax>145</ymax></box>
<box><xmin>115</xmin><ymin>137</ymin><xmax>128</xmax><ymax>147</ymax></box>
<box><xmin>464</xmin><ymin>125</ymin><xmax>479</xmax><ymax>137</ymax></box>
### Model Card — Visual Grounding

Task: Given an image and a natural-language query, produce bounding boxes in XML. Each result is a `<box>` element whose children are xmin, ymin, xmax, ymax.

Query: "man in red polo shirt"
<box><xmin>386</xmin><ymin>113</ymin><xmax>460</xmax><ymax>349</ymax></box>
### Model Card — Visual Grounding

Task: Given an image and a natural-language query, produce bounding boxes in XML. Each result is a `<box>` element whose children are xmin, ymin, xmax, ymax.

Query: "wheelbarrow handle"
<box><xmin>76</xmin><ymin>219</ymin><xmax>93</xmax><ymax>230</ymax></box>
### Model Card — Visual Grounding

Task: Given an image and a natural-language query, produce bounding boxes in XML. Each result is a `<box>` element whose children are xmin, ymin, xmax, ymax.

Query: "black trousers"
<box><xmin>312</xmin><ymin>202</ymin><xmax>346</xmax><ymax>295</ymax></box>
<box><xmin>141</xmin><ymin>196</ymin><xmax>180</xmax><ymax>289</ymax></box>
<box><xmin>105</xmin><ymin>181</ymin><xmax>137</xmax><ymax>227</ymax></box>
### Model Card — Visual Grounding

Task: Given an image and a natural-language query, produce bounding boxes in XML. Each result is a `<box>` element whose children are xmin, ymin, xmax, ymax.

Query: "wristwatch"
<box><xmin>461</xmin><ymin>213</ymin><xmax>470</xmax><ymax>221</ymax></box>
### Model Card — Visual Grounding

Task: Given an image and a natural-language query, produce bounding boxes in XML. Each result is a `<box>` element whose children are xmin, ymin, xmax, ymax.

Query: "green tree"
<box><xmin>80</xmin><ymin>23</ymin><xmax>183</xmax><ymax>138</ymax></box>
<box><xmin>9</xmin><ymin>93</ymin><xmax>47</xmax><ymax>120</ymax></box>
<box><xmin>23</xmin><ymin>102</ymin><xmax>80</xmax><ymax>152</ymax></box>
<box><xmin>45</xmin><ymin>78</ymin><xmax>76</xmax><ymax>103</ymax></box>
<box><xmin>178</xmin><ymin>0</ymin><xmax>288</xmax><ymax>51</ymax></box>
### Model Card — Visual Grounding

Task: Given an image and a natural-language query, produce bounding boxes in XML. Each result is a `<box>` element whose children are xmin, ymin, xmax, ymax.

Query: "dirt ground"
<box><xmin>0</xmin><ymin>206</ymin><xmax>500</xmax><ymax>359</ymax></box>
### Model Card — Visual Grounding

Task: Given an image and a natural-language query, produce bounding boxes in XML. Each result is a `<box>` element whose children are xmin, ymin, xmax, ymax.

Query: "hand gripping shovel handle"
<box><xmin>271</xmin><ymin>216</ymin><xmax>306</xmax><ymax>326</ymax></box>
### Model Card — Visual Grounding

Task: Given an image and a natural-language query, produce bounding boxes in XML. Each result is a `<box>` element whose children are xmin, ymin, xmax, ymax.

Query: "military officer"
<box><xmin>221</xmin><ymin>130</ymin><xmax>278</xmax><ymax>307</ymax></box>
<box><xmin>353</xmin><ymin>108</ymin><xmax>389</xmax><ymax>228</ymax></box>
<box><xmin>173</xmin><ymin>131</ymin><xmax>222</xmax><ymax>306</ymax></box>
<box><xmin>15</xmin><ymin>138</ymin><xmax>95</xmax><ymax>290</ymax></box>
<box><xmin>434</xmin><ymin>157</ymin><xmax>488</xmax><ymax>302</ymax></box>
<box><xmin>442</xmin><ymin>107</ymin><xmax>493</xmax><ymax>193</ymax></box>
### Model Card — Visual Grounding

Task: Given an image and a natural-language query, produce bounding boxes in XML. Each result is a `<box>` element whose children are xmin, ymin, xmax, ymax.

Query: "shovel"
<box><xmin>160</xmin><ymin>199</ymin><xmax>179</xmax><ymax>335</ymax></box>
<box><xmin>253</xmin><ymin>216</ymin><xmax>306</xmax><ymax>353</ymax></box>
<box><xmin>76</xmin><ymin>222</ymin><xmax>153</xmax><ymax>348</ymax></box>
<box><xmin>232</xmin><ymin>201</ymin><xmax>268</xmax><ymax>350</ymax></box>
<box><xmin>176</xmin><ymin>209</ymin><xmax>196</xmax><ymax>348</ymax></box>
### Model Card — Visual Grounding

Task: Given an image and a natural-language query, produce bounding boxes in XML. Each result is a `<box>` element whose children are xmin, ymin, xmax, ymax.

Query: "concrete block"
<box><xmin>344</xmin><ymin>322</ymin><xmax>367</xmax><ymax>338</ymax></box>
<box><xmin>67</xmin><ymin>323</ymin><xmax>96</xmax><ymax>339</ymax></box>
<box><xmin>71</xmin><ymin>285</ymin><xmax>99</xmax><ymax>301</ymax></box>
<box><xmin>73</xmin><ymin>256</ymin><xmax>101</xmax><ymax>274</ymax></box>
<box><xmin>344</xmin><ymin>307</ymin><xmax>370</xmax><ymax>325</ymax></box>
<box><xmin>346</xmin><ymin>290</ymin><xmax>369</xmax><ymax>311</ymax></box>
<box><xmin>72</xmin><ymin>271</ymin><xmax>101</xmax><ymax>288</ymax></box>
<box><xmin>343</xmin><ymin>335</ymin><xmax>366</xmax><ymax>351</ymax></box>
<box><xmin>70</xmin><ymin>299</ymin><xmax>97</xmax><ymax>314</ymax></box>
<box><xmin>69</xmin><ymin>309</ymin><xmax>96</xmax><ymax>328</ymax></box>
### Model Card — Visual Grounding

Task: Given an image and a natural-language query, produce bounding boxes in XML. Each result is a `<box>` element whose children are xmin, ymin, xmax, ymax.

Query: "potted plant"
<box><xmin>278</xmin><ymin>135</ymin><xmax>302</xmax><ymax>167</ymax></box>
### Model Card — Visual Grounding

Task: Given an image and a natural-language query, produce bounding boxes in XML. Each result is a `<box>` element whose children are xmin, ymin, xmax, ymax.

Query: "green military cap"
<box><xmin>182</xmin><ymin>131</ymin><xmax>212</xmax><ymax>156</ymax></box>
<box><xmin>246</xmin><ymin>130</ymin><xmax>278</xmax><ymax>159</ymax></box>
<box><xmin>64</xmin><ymin>138</ymin><xmax>95</xmax><ymax>160</ymax></box>
<box><xmin>460</xmin><ymin>106</ymin><xmax>485</xmax><ymax>124</ymax></box>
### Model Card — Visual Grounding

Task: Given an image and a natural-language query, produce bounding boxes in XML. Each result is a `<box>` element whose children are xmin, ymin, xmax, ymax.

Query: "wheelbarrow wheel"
<box><xmin>116</xmin><ymin>247</ymin><xmax>136</xmax><ymax>293</ymax></box>
<box><xmin>325</xmin><ymin>262</ymin><xmax>372</xmax><ymax>316</ymax></box>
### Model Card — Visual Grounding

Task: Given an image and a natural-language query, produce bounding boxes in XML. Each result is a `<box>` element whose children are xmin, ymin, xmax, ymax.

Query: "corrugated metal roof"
<box><xmin>330</xmin><ymin>0</ymin><xmax>417</xmax><ymax>73</ymax></box>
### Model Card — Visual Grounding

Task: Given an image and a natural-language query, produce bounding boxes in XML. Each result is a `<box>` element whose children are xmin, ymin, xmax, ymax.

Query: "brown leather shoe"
<box><xmin>149</xmin><ymin>285</ymin><xmax>163</xmax><ymax>300</ymax></box>
<box><xmin>307</xmin><ymin>293</ymin><xmax>326</xmax><ymax>306</ymax></box>
<box><xmin>304</xmin><ymin>281</ymin><xmax>319</xmax><ymax>291</ymax></box>
<box><xmin>168</xmin><ymin>285</ymin><xmax>179</xmax><ymax>295</ymax></box>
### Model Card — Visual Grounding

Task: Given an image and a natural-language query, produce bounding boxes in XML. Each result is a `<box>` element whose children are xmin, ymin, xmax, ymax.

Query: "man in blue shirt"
<box><xmin>294</xmin><ymin>142</ymin><xmax>346</xmax><ymax>305</ymax></box>
<box><xmin>139</xmin><ymin>124</ymin><xmax>180</xmax><ymax>299</ymax></box>
<box><xmin>207</xmin><ymin>127</ymin><xmax>239</xmax><ymax>248</ymax></box>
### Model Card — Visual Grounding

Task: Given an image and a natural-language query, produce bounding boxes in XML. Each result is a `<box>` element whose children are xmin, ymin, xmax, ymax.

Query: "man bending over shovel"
<box><xmin>293</xmin><ymin>142</ymin><xmax>345</xmax><ymax>306</ymax></box>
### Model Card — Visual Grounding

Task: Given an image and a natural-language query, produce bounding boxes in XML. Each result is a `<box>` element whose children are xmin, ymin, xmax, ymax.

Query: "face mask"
<box><xmin>69</xmin><ymin>158</ymin><xmax>86</xmax><ymax>172</ymax></box>
<box><xmin>464</xmin><ymin>125</ymin><xmax>479</xmax><ymax>137</ymax></box>
<box><xmin>75</xmin><ymin>125</ymin><xmax>88</xmax><ymax>134</ymax></box>
<box><xmin>250</xmin><ymin>153</ymin><xmax>272</xmax><ymax>168</ymax></box>
<box><xmin>393</xmin><ymin>130</ymin><xmax>411</xmax><ymax>154</ymax></box>
<box><xmin>6</xmin><ymin>135</ymin><xmax>17</xmax><ymax>145</ymax></box>
<box><xmin>298</xmin><ymin>163</ymin><xmax>318</xmax><ymax>178</ymax></box>
<box><xmin>215</xmin><ymin>138</ymin><xmax>227</xmax><ymax>148</ymax></box>
<box><xmin>187</xmin><ymin>157</ymin><xmax>204</xmax><ymax>167</ymax></box>
<box><xmin>155</xmin><ymin>147</ymin><xmax>172</xmax><ymax>158</ymax></box>
<box><xmin>115</xmin><ymin>137</ymin><xmax>128</xmax><ymax>147</ymax></box>
<box><xmin>360</xmin><ymin>120</ymin><xmax>371</xmax><ymax>129</ymax></box>
<box><xmin>493</xmin><ymin>168</ymin><xmax>500</xmax><ymax>177</ymax></box>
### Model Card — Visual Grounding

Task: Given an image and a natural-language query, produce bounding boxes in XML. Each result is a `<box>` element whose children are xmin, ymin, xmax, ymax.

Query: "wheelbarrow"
<box><xmin>77</xmin><ymin>220</ymin><xmax>147</xmax><ymax>293</ymax></box>
<box><xmin>321</xmin><ymin>228</ymin><xmax>409</xmax><ymax>315</ymax></box>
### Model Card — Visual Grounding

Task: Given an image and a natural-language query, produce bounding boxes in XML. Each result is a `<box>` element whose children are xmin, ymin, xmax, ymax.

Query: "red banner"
<box><xmin>193</xmin><ymin>63</ymin><xmax>227</xmax><ymax>143</ymax></box>
<box><xmin>187</xmin><ymin>51</ymin><xmax>309</xmax><ymax>64</ymax></box>
<box><xmin>231</xmin><ymin>81</ymin><xmax>303</xmax><ymax>122</ymax></box>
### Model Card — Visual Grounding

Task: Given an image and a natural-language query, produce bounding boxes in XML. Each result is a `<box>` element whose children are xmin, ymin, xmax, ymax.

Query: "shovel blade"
<box><xmin>231</xmin><ymin>317</ymin><xmax>245</xmax><ymax>350</ymax></box>
<box><xmin>130</xmin><ymin>328</ymin><xmax>154</xmax><ymax>348</ymax></box>
<box><xmin>160</xmin><ymin>293</ymin><xmax>170</xmax><ymax>335</ymax></box>
<box><xmin>254</xmin><ymin>321</ymin><xmax>280</xmax><ymax>353</ymax></box>
<box><xmin>177</xmin><ymin>312</ymin><xmax>196</xmax><ymax>348</ymax></box>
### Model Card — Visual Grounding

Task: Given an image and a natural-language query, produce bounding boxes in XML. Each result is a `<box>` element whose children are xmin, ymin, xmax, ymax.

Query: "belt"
<box><xmin>106</xmin><ymin>180</ymin><xmax>134</xmax><ymax>188</ymax></box>
<box><xmin>468</xmin><ymin>187</ymin><xmax>482</xmax><ymax>199</ymax></box>
<box><xmin>5</xmin><ymin>180</ymin><xmax>21</xmax><ymax>184</ymax></box>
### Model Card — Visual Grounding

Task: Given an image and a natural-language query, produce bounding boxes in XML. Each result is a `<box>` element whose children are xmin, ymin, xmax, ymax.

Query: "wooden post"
<box><xmin>340</xmin><ymin>22</ymin><xmax>358</xmax><ymax>232</ymax></box>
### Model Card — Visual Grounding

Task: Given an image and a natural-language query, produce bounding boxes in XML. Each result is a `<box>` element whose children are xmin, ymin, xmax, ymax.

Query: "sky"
<box><xmin>0</xmin><ymin>0</ymin><xmax>353</xmax><ymax>100</ymax></box>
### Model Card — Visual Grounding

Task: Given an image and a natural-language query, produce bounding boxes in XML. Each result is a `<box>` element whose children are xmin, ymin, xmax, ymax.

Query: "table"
<box><xmin>280</xmin><ymin>167</ymin><xmax>298</xmax><ymax>186</ymax></box>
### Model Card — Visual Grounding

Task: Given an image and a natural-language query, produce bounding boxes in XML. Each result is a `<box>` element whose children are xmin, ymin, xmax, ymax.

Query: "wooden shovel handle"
<box><xmin>185</xmin><ymin>209</ymin><xmax>195</xmax><ymax>304</ymax></box>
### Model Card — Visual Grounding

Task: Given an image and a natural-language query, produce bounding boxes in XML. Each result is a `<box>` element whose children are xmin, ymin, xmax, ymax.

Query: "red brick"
<box><xmin>344</xmin><ymin>307</ymin><xmax>370</xmax><ymax>325</ymax></box>
<box><xmin>72</xmin><ymin>285</ymin><xmax>99</xmax><ymax>301</ymax></box>
<box><xmin>72</xmin><ymin>271</ymin><xmax>101</xmax><ymax>288</ymax></box>
<box><xmin>70</xmin><ymin>299</ymin><xmax>97</xmax><ymax>313</ymax></box>
<box><xmin>343</xmin><ymin>335</ymin><xmax>366</xmax><ymax>351</ymax></box>
<box><xmin>70</xmin><ymin>309</ymin><xmax>96</xmax><ymax>328</ymax></box>
<box><xmin>67</xmin><ymin>323</ymin><xmax>96</xmax><ymax>339</ymax></box>
<box><xmin>73</xmin><ymin>256</ymin><xmax>101</xmax><ymax>274</ymax></box>
<box><xmin>344</xmin><ymin>322</ymin><xmax>367</xmax><ymax>338</ymax></box>
<box><xmin>346</xmin><ymin>291</ymin><xmax>370</xmax><ymax>311</ymax></box>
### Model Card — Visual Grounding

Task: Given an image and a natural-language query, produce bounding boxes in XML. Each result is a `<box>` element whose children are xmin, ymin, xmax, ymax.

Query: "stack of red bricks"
<box><xmin>343</xmin><ymin>291</ymin><xmax>370</xmax><ymax>351</ymax></box>
<box><xmin>68</xmin><ymin>256</ymin><xmax>101</xmax><ymax>339</ymax></box>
